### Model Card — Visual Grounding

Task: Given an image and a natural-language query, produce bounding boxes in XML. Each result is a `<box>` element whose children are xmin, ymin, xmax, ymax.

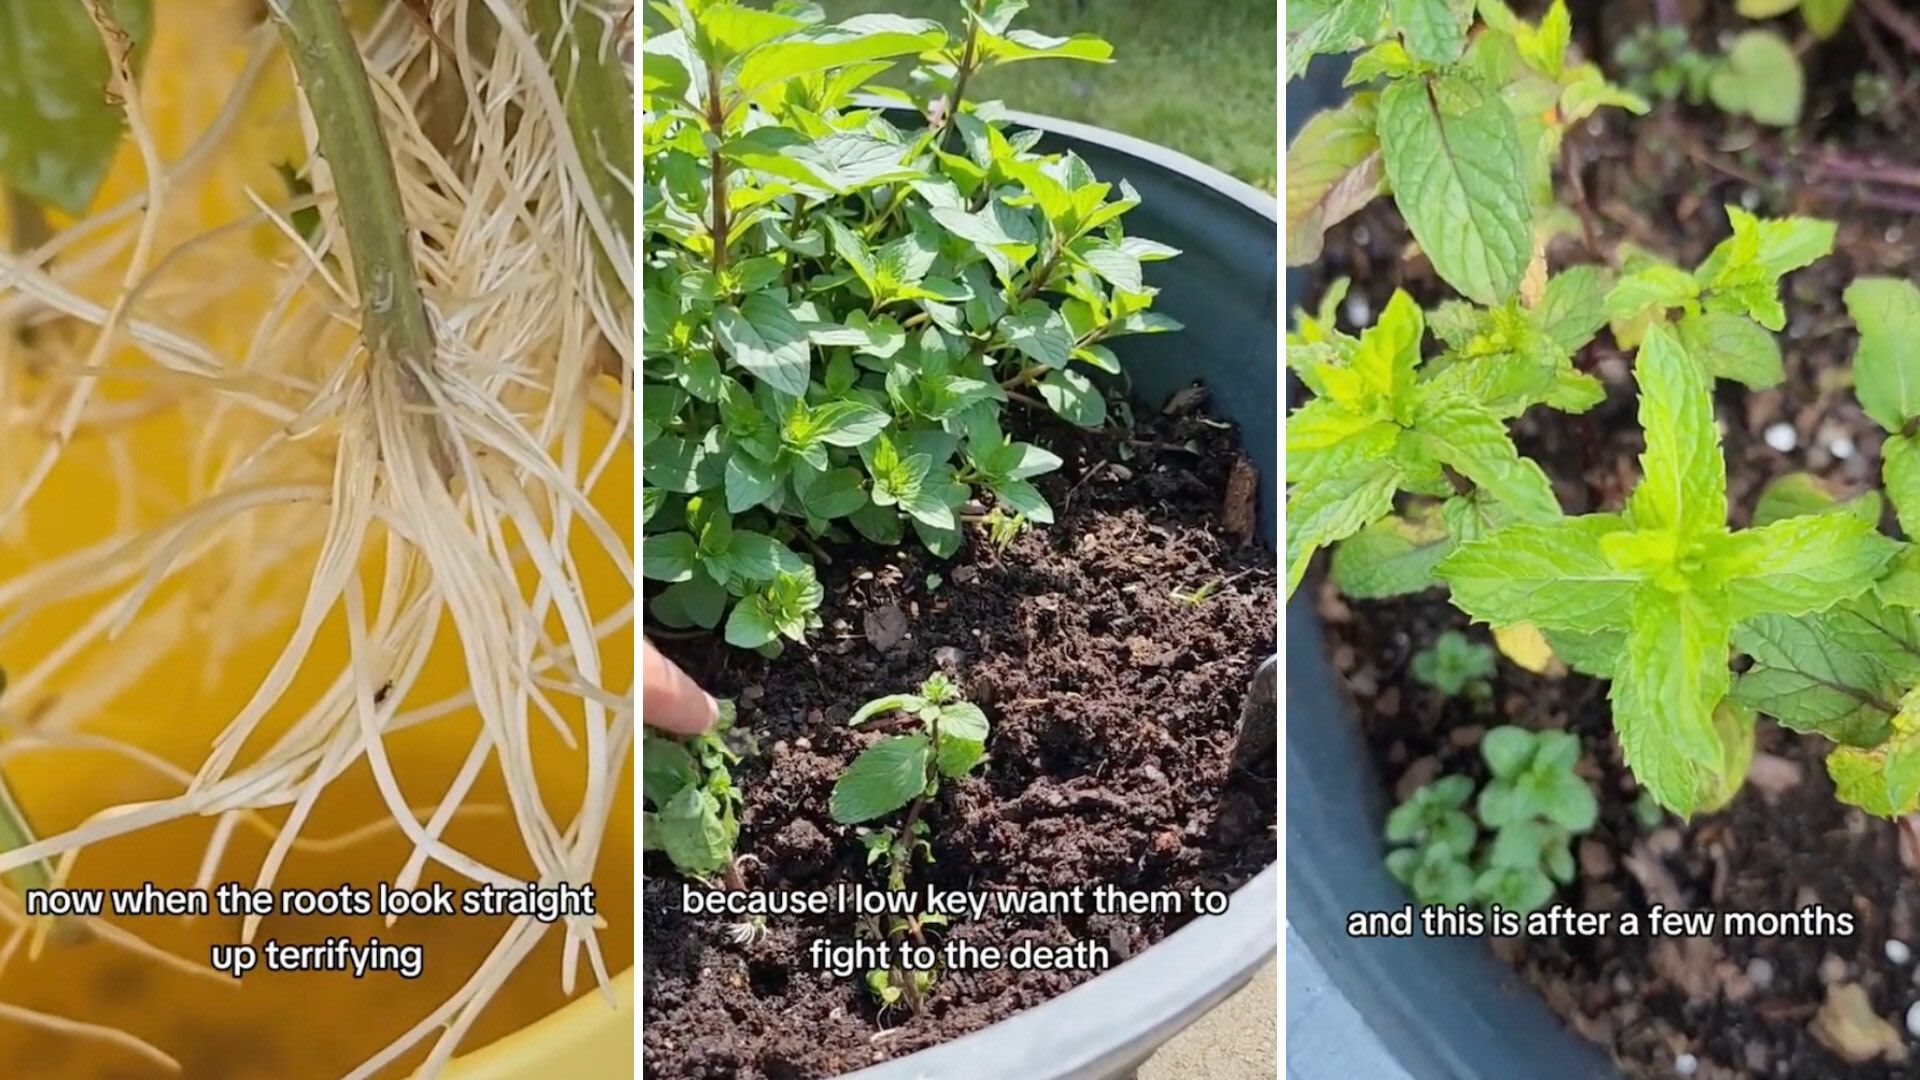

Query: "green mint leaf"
<box><xmin>1707</xmin><ymin>31</ymin><xmax>1803</xmax><ymax>128</ymax></box>
<box><xmin>989</xmin><ymin>477</ymin><xmax>1053</xmax><ymax>525</ymax></box>
<box><xmin>1612</xmin><ymin>589</ymin><xmax>1733</xmax><ymax>818</ymax></box>
<box><xmin>650</xmin><ymin>576</ymin><xmax>729</xmax><ymax>631</ymax></box>
<box><xmin>1330</xmin><ymin>507</ymin><xmax>1451</xmax><ymax>598</ymax></box>
<box><xmin>642</xmin><ymin>736</ymin><xmax>700</xmax><ymax>808</ymax></box>
<box><xmin>643</xmin><ymin>532</ymin><xmax>699</xmax><ymax>583</ymax></box>
<box><xmin>724</xmin><ymin>595</ymin><xmax>781</xmax><ymax>649</ymax></box>
<box><xmin>793</xmin><ymin>465</ymin><xmax>869</xmax><ymax>520</ymax></box>
<box><xmin>1708</xmin><ymin>514</ymin><xmax>1897</xmax><ymax>622</ymax></box>
<box><xmin>657</xmin><ymin>786</ymin><xmax>735</xmax><ymax>877</ymax></box>
<box><xmin>1533</xmin><ymin>264</ymin><xmax>1611</xmax><ymax>353</ymax></box>
<box><xmin>1377</xmin><ymin>74</ymin><xmax>1532</xmax><ymax>306</ymax></box>
<box><xmin>1001</xmin><ymin>302</ymin><xmax>1075</xmax><ymax>370</ymax></box>
<box><xmin>716</xmin><ymin>294</ymin><xmax>810</xmax><ymax>397</ymax></box>
<box><xmin>1410</xmin><ymin>399</ymin><xmax>1561</xmax><ymax>523</ymax></box>
<box><xmin>1826</xmin><ymin>689</ymin><xmax>1920</xmax><ymax>817</ymax></box>
<box><xmin>847</xmin><ymin>694</ymin><xmax>919</xmax><ymax>727</ymax></box>
<box><xmin>977</xmin><ymin>27</ymin><xmax>1113</xmax><ymax>65</ymax></box>
<box><xmin>1287</xmin><ymin>0</ymin><xmax>1389</xmax><ymax>80</ymax></box>
<box><xmin>1695</xmin><ymin>701</ymin><xmax>1756</xmax><ymax>814</ymax></box>
<box><xmin>1732</xmin><ymin>601</ymin><xmax>1919</xmax><ymax>746</ymax></box>
<box><xmin>1802</xmin><ymin>0</ymin><xmax>1849</xmax><ymax>37</ymax></box>
<box><xmin>1626</xmin><ymin>323</ymin><xmax>1725</xmax><ymax>538</ymax></box>
<box><xmin>1037</xmin><ymin>369</ymin><xmax>1106</xmax><ymax>429</ymax></box>
<box><xmin>1481</xmin><ymin>726</ymin><xmax>1536</xmax><ymax>780</ymax></box>
<box><xmin>808</xmin><ymin>400</ymin><xmax>891</xmax><ymax>448</ymax></box>
<box><xmin>1676</xmin><ymin>310</ymin><xmax>1783</xmax><ymax>389</ymax></box>
<box><xmin>1844</xmin><ymin>277</ymin><xmax>1920</xmax><ymax>435</ymax></box>
<box><xmin>936</xmin><ymin>733</ymin><xmax>986</xmax><ymax>778</ymax></box>
<box><xmin>724</xmin><ymin>453</ymin><xmax>783</xmax><ymax>513</ymax></box>
<box><xmin>732</xmin><ymin>15</ymin><xmax>947</xmax><ymax>98</ymax></box>
<box><xmin>1436</xmin><ymin>514</ymin><xmax>1639</xmax><ymax>633</ymax></box>
<box><xmin>0</xmin><ymin>0</ymin><xmax>154</xmax><ymax>216</ymax></box>
<box><xmin>1884</xmin><ymin>434</ymin><xmax>1920</xmax><ymax>540</ymax></box>
<box><xmin>1604</xmin><ymin>263</ymin><xmax>1698</xmax><ymax>324</ymax></box>
<box><xmin>1751</xmin><ymin>471</ymin><xmax>1883</xmax><ymax>529</ymax></box>
<box><xmin>1287</xmin><ymin>461</ymin><xmax>1401</xmax><ymax>599</ymax></box>
<box><xmin>1389</xmin><ymin>0</ymin><xmax>1468</xmax><ymax>64</ymax></box>
<box><xmin>830</xmin><ymin>734</ymin><xmax>932</xmax><ymax>824</ymax></box>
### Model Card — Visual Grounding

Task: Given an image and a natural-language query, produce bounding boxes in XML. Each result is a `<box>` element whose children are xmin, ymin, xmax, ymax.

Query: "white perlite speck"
<box><xmin>1907</xmin><ymin>1000</ymin><xmax>1920</xmax><ymax>1039</ymax></box>
<box><xmin>1888</xmin><ymin>939</ymin><xmax>1913</xmax><ymax>965</ymax></box>
<box><xmin>1831</xmin><ymin>435</ymin><xmax>1856</xmax><ymax>461</ymax></box>
<box><xmin>1764</xmin><ymin>422</ymin><xmax>1797</xmax><ymax>453</ymax></box>
<box><xmin>1675</xmin><ymin>1052</ymin><xmax>1699</xmax><ymax>1076</ymax></box>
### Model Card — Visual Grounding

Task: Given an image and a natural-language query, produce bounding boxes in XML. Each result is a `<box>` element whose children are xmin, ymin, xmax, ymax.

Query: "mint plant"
<box><xmin>1411</xmin><ymin>629</ymin><xmax>1496</xmax><ymax>700</ymax></box>
<box><xmin>1385</xmin><ymin>727</ymin><xmax>1596</xmax><ymax>914</ymax></box>
<box><xmin>830</xmin><ymin>671</ymin><xmax>987</xmax><ymax>1013</ymax></box>
<box><xmin>642</xmin><ymin>701</ymin><xmax>748</xmax><ymax>886</ymax></box>
<box><xmin>643</xmin><ymin>0</ymin><xmax>1178</xmax><ymax>657</ymax></box>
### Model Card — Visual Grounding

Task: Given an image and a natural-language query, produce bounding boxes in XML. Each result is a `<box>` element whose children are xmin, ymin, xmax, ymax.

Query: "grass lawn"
<box><xmin>815</xmin><ymin>0</ymin><xmax>1277</xmax><ymax>190</ymax></box>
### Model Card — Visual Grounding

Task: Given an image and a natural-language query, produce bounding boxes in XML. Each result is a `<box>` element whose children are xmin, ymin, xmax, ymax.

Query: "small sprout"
<box><xmin>1172</xmin><ymin>578</ymin><xmax>1221</xmax><ymax>606</ymax></box>
<box><xmin>1632</xmin><ymin>789</ymin><xmax>1667</xmax><ymax>830</ymax></box>
<box><xmin>1410</xmin><ymin>631</ymin><xmax>1497</xmax><ymax>700</ymax></box>
<box><xmin>984</xmin><ymin>508</ymin><xmax>1029</xmax><ymax>554</ymax></box>
<box><xmin>926</xmin><ymin>572</ymin><xmax>943</xmax><ymax>592</ymax></box>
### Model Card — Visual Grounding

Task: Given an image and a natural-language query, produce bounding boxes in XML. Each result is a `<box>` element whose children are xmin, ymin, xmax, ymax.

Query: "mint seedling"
<box><xmin>1411</xmin><ymin>630</ymin><xmax>1496</xmax><ymax>701</ymax></box>
<box><xmin>1477</xmin><ymin>728</ymin><xmax>1597</xmax><ymax>833</ymax></box>
<box><xmin>833</xmin><ymin>672</ymin><xmax>989</xmax><ymax>825</ymax></box>
<box><xmin>643</xmin><ymin>701</ymin><xmax>747</xmax><ymax>884</ymax></box>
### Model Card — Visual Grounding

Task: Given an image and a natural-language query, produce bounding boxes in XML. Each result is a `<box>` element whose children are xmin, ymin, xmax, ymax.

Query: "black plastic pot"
<box><xmin>1282</xmin><ymin>61</ymin><xmax>1621</xmax><ymax>1080</ymax></box>
<box><xmin>840</xmin><ymin>110</ymin><xmax>1280</xmax><ymax>1080</ymax></box>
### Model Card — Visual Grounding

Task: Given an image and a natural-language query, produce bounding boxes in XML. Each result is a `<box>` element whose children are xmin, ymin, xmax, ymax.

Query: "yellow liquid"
<box><xmin>0</xmin><ymin>4</ymin><xmax>634</xmax><ymax>1078</ymax></box>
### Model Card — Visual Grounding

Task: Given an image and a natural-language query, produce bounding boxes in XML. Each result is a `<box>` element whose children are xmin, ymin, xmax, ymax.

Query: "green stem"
<box><xmin>267</xmin><ymin>0</ymin><xmax>438</xmax><ymax>399</ymax></box>
<box><xmin>526</xmin><ymin>0</ymin><xmax>634</xmax><ymax>303</ymax></box>
<box><xmin>935</xmin><ymin>0</ymin><xmax>986</xmax><ymax>155</ymax></box>
<box><xmin>0</xmin><ymin>672</ymin><xmax>89</xmax><ymax>946</ymax></box>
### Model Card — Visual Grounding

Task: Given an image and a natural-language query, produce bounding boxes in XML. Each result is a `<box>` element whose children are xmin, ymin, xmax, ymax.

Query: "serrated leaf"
<box><xmin>643</xmin><ymin>532</ymin><xmax>699</xmax><ymax>582</ymax></box>
<box><xmin>1437</xmin><ymin>514</ymin><xmax>1639</xmax><ymax>633</ymax></box>
<box><xmin>1613</xmin><ymin>588</ymin><xmax>1733</xmax><ymax>818</ymax></box>
<box><xmin>1677</xmin><ymin>310</ymin><xmax>1783</xmax><ymax>389</ymax></box>
<box><xmin>1884</xmin><ymin>434</ymin><xmax>1920</xmax><ymax>539</ymax></box>
<box><xmin>1845</xmin><ymin>277</ymin><xmax>1920</xmax><ymax>435</ymax></box>
<box><xmin>1627</xmin><ymin>323</ymin><xmax>1725</xmax><ymax>537</ymax></box>
<box><xmin>1287</xmin><ymin>462</ymin><xmax>1401</xmax><ymax>598</ymax></box>
<box><xmin>1411</xmin><ymin>399</ymin><xmax>1560</xmax><ymax>523</ymax></box>
<box><xmin>733</xmin><ymin>15</ymin><xmax>947</xmax><ymax>98</ymax></box>
<box><xmin>1330</xmin><ymin>509</ymin><xmax>1451</xmax><ymax>598</ymax></box>
<box><xmin>1285</xmin><ymin>95</ymin><xmax>1386</xmax><ymax>267</ymax></box>
<box><xmin>0</xmin><ymin>0</ymin><xmax>154</xmax><ymax>216</ymax></box>
<box><xmin>1605</xmin><ymin>263</ymin><xmax>1698</xmax><ymax>322</ymax></box>
<box><xmin>642</xmin><ymin>737</ymin><xmax>699</xmax><ymax>808</ymax></box>
<box><xmin>1377</xmin><ymin>74</ymin><xmax>1532</xmax><ymax>306</ymax></box>
<box><xmin>1390</xmin><ymin>0</ymin><xmax>1467</xmax><ymax>64</ymax></box>
<box><xmin>830</xmin><ymin>734</ymin><xmax>932</xmax><ymax>823</ymax></box>
<box><xmin>1533</xmin><ymin>264</ymin><xmax>1610</xmax><ymax>352</ymax></box>
<box><xmin>1751</xmin><ymin>471</ymin><xmax>1882</xmax><ymax>528</ymax></box>
<box><xmin>1709</xmin><ymin>514</ymin><xmax>1897</xmax><ymax>620</ymax></box>
<box><xmin>1731</xmin><ymin>606</ymin><xmax>1904</xmax><ymax>746</ymax></box>
<box><xmin>657</xmin><ymin>786</ymin><xmax>734</xmax><ymax>877</ymax></box>
<box><xmin>716</xmin><ymin>294</ymin><xmax>810</xmax><ymax>396</ymax></box>
<box><xmin>1287</xmin><ymin>0</ymin><xmax>1390</xmax><ymax>80</ymax></box>
<box><xmin>1827</xmin><ymin>688</ymin><xmax>1920</xmax><ymax>817</ymax></box>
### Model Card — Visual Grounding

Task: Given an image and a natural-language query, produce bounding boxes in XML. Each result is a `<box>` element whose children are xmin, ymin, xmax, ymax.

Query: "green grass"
<box><xmin>815</xmin><ymin>0</ymin><xmax>1277</xmax><ymax>190</ymax></box>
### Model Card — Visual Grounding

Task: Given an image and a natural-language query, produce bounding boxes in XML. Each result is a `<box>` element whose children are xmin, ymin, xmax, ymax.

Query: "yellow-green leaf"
<box><xmin>1285</xmin><ymin>95</ymin><xmax>1387</xmax><ymax>266</ymax></box>
<box><xmin>1627</xmin><ymin>324</ymin><xmax>1726</xmax><ymax>538</ymax></box>
<box><xmin>0</xmin><ymin>0</ymin><xmax>154</xmax><ymax>216</ymax></box>
<box><xmin>1845</xmin><ymin>277</ymin><xmax>1920</xmax><ymax>435</ymax></box>
<box><xmin>1613</xmin><ymin>588</ymin><xmax>1733</xmax><ymax>818</ymax></box>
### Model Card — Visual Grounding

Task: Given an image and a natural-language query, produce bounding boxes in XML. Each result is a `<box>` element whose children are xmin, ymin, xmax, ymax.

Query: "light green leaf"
<box><xmin>1884</xmin><ymin>434</ymin><xmax>1920</xmax><ymax>539</ymax></box>
<box><xmin>724</xmin><ymin>596</ymin><xmax>780</xmax><ymax>649</ymax></box>
<box><xmin>1695</xmin><ymin>701</ymin><xmax>1756</xmax><ymax>814</ymax></box>
<box><xmin>1533</xmin><ymin>264</ymin><xmax>1611</xmax><ymax>353</ymax></box>
<box><xmin>809</xmin><ymin>400</ymin><xmax>891</xmax><ymax>447</ymax></box>
<box><xmin>1707</xmin><ymin>31</ymin><xmax>1804</xmax><ymax>128</ymax></box>
<box><xmin>1287</xmin><ymin>0</ymin><xmax>1389</xmax><ymax>80</ymax></box>
<box><xmin>935</xmin><ymin>701</ymin><xmax>990</xmax><ymax>744</ymax></box>
<box><xmin>1287</xmin><ymin>462</ymin><xmax>1400</xmax><ymax>598</ymax></box>
<box><xmin>830</xmin><ymin>734</ymin><xmax>932</xmax><ymax>824</ymax></box>
<box><xmin>1751</xmin><ymin>471</ymin><xmax>1882</xmax><ymax>528</ymax></box>
<box><xmin>0</xmin><ymin>0</ymin><xmax>154</xmax><ymax>216</ymax></box>
<box><xmin>642</xmin><ymin>736</ymin><xmax>699</xmax><ymax>808</ymax></box>
<box><xmin>716</xmin><ymin>294</ymin><xmax>810</xmax><ymax>396</ymax></box>
<box><xmin>1437</xmin><ymin>514</ymin><xmax>1640</xmax><ymax>633</ymax></box>
<box><xmin>1736</xmin><ymin>0</ymin><xmax>1802</xmax><ymax>16</ymax></box>
<box><xmin>1802</xmin><ymin>0</ymin><xmax>1850</xmax><ymax>37</ymax></box>
<box><xmin>1827</xmin><ymin>688</ymin><xmax>1920</xmax><ymax>817</ymax></box>
<box><xmin>847</xmin><ymin>694</ymin><xmax>919</xmax><ymax>727</ymax></box>
<box><xmin>1845</xmin><ymin>277</ymin><xmax>1920</xmax><ymax>435</ymax></box>
<box><xmin>1001</xmin><ymin>303</ymin><xmax>1074</xmax><ymax>370</ymax></box>
<box><xmin>1627</xmin><ymin>323</ymin><xmax>1725</xmax><ymax>537</ymax></box>
<box><xmin>1377</xmin><ymin>74</ymin><xmax>1532</xmax><ymax>305</ymax></box>
<box><xmin>1389</xmin><ymin>0</ymin><xmax>1467</xmax><ymax>65</ymax></box>
<box><xmin>1481</xmin><ymin>726</ymin><xmax>1536</xmax><ymax>780</ymax></box>
<box><xmin>1677</xmin><ymin>310</ymin><xmax>1783</xmax><ymax>389</ymax></box>
<box><xmin>1604</xmin><ymin>263</ymin><xmax>1699</xmax><ymax>322</ymax></box>
<box><xmin>734</xmin><ymin>15</ymin><xmax>947</xmax><ymax>98</ymax></box>
<box><xmin>990</xmin><ymin>477</ymin><xmax>1053</xmax><ymax>525</ymax></box>
<box><xmin>1330</xmin><ymin>508</ymin><xmax>1452</xmax><ymax>598</ymax></box>
<box><xmin>1612</xmin><ymin>588</ymin><xmax>1733</xmax><ymax>818</ymax></box>
<box><xmin>1710</xmin><ymin>514</ymin><xmax>1897</xmax><ymax>621</ymax></box>
<box><xmin>1411</xmin><ymin>400</ymin><xmax>1560</xmax><ymax>523</ymax></box>
<box><xmin>978</xmin><ymin>27</ymin><xmax>1113</xmax><ymax>65</ymax></box>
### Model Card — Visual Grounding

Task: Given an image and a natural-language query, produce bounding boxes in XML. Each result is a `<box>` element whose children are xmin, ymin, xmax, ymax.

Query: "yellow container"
<box><xmin>0</xmin><ymin>3</ymin><xmax>633</xmax><ymax>1078</ymax></box>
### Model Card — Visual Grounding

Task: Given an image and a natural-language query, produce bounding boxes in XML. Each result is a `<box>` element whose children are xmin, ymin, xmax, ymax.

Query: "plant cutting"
<box><xmin>642</xmin><ymin>1</ymin><xmax>1278</xmax><ymax>1075</ymax></box>
<box><xmin>0</xmin><ymin>1</ymin><xmax>633</xmax><ymax>1077</ymax></box>
<box><xmin>1288</xmin><ymin>0</ymin><xmax>1920</xmax><ymax>1075</ymax></box>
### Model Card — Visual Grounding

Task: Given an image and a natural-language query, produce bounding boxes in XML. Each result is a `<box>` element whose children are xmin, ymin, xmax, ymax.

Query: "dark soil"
<box><xmin>643</xmin><ymin>404</ymin><xmax>1277</xmax><ymax>1079</ymax></box>
<box><xmin>1306</xmin><ymin>0</ymin><xmax>1920</xmax><ymax>1075</ymax></box>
